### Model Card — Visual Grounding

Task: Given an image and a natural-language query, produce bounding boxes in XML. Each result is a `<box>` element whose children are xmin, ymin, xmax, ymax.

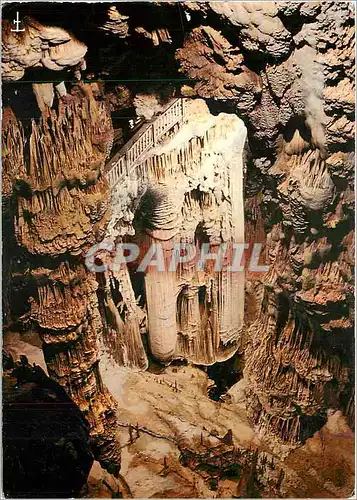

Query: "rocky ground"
<box><xmin>101</xmin><ymin>356</ymin><xmax>255</xmax><ymax>497</ymax></box>
<box><xmin>101</xmin><ymin>348</ymin><xmax>354</xmax><ymax>498</ymax></box>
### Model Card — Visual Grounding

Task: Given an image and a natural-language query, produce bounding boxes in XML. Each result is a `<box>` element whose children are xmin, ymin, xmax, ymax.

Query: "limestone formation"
<box><xmin>175</xmin><ymin>1</ymin><xmax>355</xmax><ymax>448</ymax></box>
<box><xmin>2</xmin><ymin>2</ymin><xmax>355</xmax><ymax>497</ymax></box>
<box><xmin>102</xmin><ymin>99</ymin><xmax>247</xmax><ymax>366</ymax></box>
<box><xmin>2</xmin><ymin>79</ymin><xmax>121</xmax><ymax>471</ymax></box>
<box><xmin>2</xmin><ymin>17</ymin><xmax>86</xmax><ymax>80</ymax></box>
<box><xmin>100</xmin><ymin>6</ymin><xmax>130</xmax><ymax>38</ymax></box>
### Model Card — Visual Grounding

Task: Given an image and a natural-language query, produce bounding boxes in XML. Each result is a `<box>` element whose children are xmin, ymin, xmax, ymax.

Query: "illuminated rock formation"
<box><xmin>100</xmin><ymin>99</ymin><xmax>247</xmax><ymax>366</ymax></box>
<box><xmin>2</xmin><ymin>15</ymin><xmax>87</xmax><ymax>110</ymax></box>
<box><xmin>173</xmin><ymin>1</ymin><xmax>355</xmax><ymax>450</ymax></box>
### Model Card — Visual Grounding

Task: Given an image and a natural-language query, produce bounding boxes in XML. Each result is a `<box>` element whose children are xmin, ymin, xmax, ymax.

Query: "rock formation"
<box><xmin>2</xmin><ymin>23</ymin><xmax>121</xmax><ymax>471</ymax></box>
<box><xmin>2</xmin><ymin>16</ymin><xmax>87</xmax><ymax>82</ymax></box>
<box><xmin>175</xmin><ymin>0</ymin><xmax>355</xmax><ymax>449</ymax></box>
<box><xmin>100</xmin><ymin>99</ymin><xmax>247</xmax><ymax>367</ymax></box>
<box><xmin>2</xmin><ymin>1</ymin><xmax>355</xmax><ymax>497</ymax></box>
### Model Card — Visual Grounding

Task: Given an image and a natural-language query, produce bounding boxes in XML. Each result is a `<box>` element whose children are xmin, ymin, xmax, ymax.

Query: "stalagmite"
<box><xmin>103</xmin><ymin>99</ymin><xmax>247</xmax><ymax>366</ymax></box>
<box><xmin>146</xmin><ymin>268</ymin><xmax>178</xmax><ymax>363</ymax></box>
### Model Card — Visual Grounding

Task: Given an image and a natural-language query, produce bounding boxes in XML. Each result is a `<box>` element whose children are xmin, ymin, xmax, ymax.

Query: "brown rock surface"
<box><xmin>2</xmin><ymin>80</ymin><xmax>120</xmax><ymax>471</ymax></box>
<box><xmin>175</xmin><ymin>0</ymin><xmax>355</xmax><ymax>450</ymax></box>
<box><xmin>2</xmin><ymin>16</ymin><xmax>87</xmax><ymax>82</ymax></box>
<box><xmin>2</xmin><ymin>2</ymin><xmax>354</xmax><ymax>496</ymax></box>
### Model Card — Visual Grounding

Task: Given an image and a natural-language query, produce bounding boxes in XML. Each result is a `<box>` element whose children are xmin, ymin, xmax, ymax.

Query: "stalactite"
<box><xmin>3</xmin><ymin>86</ymin><xmax>120</xmax><ymax>472</ymax></box>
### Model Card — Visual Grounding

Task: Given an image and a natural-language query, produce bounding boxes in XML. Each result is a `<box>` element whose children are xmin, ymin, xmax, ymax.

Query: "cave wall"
<box><xmin>2</xmin><ymin>1</ymin><xmax>354</xmax><ymax>459</ymax></box>
<box><xmin>2</xmin><ymin>15</ymin><xmax>122</xmax><ymax>469</ymax></box>
<box><xmin>3</xmin><ymin>352</ymin><xmax>94</xmax><ymax>498</ymax></box>
<box><xmin>173</xmin><ymin>1</ymin><xmax>355</xmax><ymax>446</ymax></box>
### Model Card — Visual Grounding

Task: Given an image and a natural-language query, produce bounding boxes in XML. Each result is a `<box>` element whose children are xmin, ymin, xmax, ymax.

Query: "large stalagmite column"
<box><xmin>139</xmin><ymin>186</ymin><xmax>183</xmax><ymax>363</ymax></box>
<box><xmin>145</xmin><ymin>266</ymin><xmax>178</xmax><ymax>363</ymax></box>
<box><xmin>107</xmin><ymin>98</ymin><xmax>248</xmax><ymax>365</ymax></box>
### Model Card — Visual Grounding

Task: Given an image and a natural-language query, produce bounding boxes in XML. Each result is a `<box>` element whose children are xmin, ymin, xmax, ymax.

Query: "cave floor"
<box><xmin>101</xmin><ymin>358</ymin><xmax>257</xmax><ymax>498</ymax></box>
<box><xmin>101</xmin><ymin>354</ymin><xmax>355</xmax><ymax>499</ymax></box>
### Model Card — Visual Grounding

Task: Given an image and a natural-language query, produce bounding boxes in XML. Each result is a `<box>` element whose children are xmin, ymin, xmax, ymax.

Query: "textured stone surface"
<box><xmin>102</xmin><ymin>99</ymin><xmax>247</xmax><ymax>367</ymax></box>
<box><xmin>2</xmin><ymin>2</ymin><xmax>355</xmax><ymax>496</ymax></box>
<box><xmin>175</xmin><ymin>0</ymin><xmax>355</xmax><ymax>449</ymax></box>
<box><xmin>2</xmin><ymin>16</ymin><xmax>86</xmax><ymax>82</ymax></box>
<box><xmin>2</xmin><ymin>81</ymin><xmax>120</xmax><ymax>471</ymax></box>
